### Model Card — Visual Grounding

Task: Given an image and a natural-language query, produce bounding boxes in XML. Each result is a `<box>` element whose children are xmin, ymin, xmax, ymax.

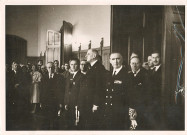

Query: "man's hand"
<box><xmin>15</xmin><ymin>84</ymin><xmax>19</xmax><ymax>88</ymax></box>
<box><xmin>130</xmin><ymin>120</ymin><xmax>138</xmax><ymax>130</ymax></box>
<box><xmin>92</xmin><ymin>105</ymin><xmax>98</xmax><ymax>112</ymax></box>
<box><xmin>59</xmin><ymin>104</ymin><xmax>62</xmax><ymax>109</ymax></box>
<box><xmin>129</xmin><ymin>108</ymin><xmax>137</xmax><ymax>120</ymax></box>
<box><xmin>65</xmin><ymin>105</ymin><xmax>68</xmax><ymax>110</ymax></box>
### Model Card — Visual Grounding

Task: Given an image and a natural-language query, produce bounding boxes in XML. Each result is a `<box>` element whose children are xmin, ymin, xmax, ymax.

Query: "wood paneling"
<box><xmin>6</xmin><ymin>34</ymin><xmax>27</xmax><ymax>65</ymax></box>
<box><xmin>111</xmin><ymin>6</ymin><xmax>162</xmax><ymax>64</ymax></box>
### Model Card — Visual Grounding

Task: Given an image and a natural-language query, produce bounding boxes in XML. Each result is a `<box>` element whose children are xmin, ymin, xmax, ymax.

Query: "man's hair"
<box><xmin>130</xmin><ymin>56</ymin><xmax>141</xmax><ymax>63</ymax></box>
<box><xmin>109</xmin><ymin>52</ymin><xmax>123</xmax><ymax>59</ymax></box>
<box><xmin>89</xmin><ymin>49</ymin><xmax>99</xmax><ymax>60</ymax></box>
<box><xmin>151</xmin><ymin>50</ymin><xmax>160</xmax><ymax>56</ymax></box>
<box><xmin>38</xmin><ymin>60</ymin><xmax>43</xmax><ymax>64</ymax></box>
<box><xmin>12</xmin><ymin>61</ymin><xmax>18</xmax><ymax>65</ymax></box>
<box><xmin>54</xmin><ymin>60</ymin><xmax>59</xmax><ymax>64</ymax></box>
<box><xmin>81</xmin><ymin>60</ymin><xmax>87</xmax><ymax>62</ymax></box>
<box><xmin>47</xmin><ymin>62</ymin><xmax>54</xmax><ymax>66</ymax></box>
<box><xmin>31</xmin><ymin>64</ymin><xmax>38</xmax><ymax>71</ymax></box>
<box><xmin>69</xmin><ymin>58</ymin><xmax>80</xmax><ymax>65</ymax></box>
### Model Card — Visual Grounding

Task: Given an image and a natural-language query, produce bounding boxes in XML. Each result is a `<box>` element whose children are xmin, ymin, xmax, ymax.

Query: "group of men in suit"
<box><xmin>6</xmin><ymin>48</ymin><xmax>162</xmax><ymax>130</ymax></box>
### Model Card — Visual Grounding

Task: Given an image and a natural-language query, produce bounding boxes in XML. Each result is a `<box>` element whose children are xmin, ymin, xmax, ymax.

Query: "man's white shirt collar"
<box><xmin>154</xmin><ymin>64</ymin><xmax>161</xmax><ymax>71</ymax></box>
<box><xmin>71</xmin><ymin>70</ymin><xmax>78</xmax><ymax>78</ymax></box>
<box><xmin>90</xmin><ymin>60</ymin><xmax>98</xmax><ymax>67</ymax></box>
<box><xmin>49</xmin><ymin>73</ymin><xmax>54</xmax><ymax>78</ymax></box>
<box><xmin>113</xmin><ymin>66</ymin><xmax>123</xmax><ymax>75</ymax></box>
<box><xmin>81</xmin><ymin>71</ymin><xmax>86</xmax><ymax>75</ymax></box>
<box><xmin>133</xmin><ymin>68</ymin><xmax>140</xmax><ymax>77</ymax></box>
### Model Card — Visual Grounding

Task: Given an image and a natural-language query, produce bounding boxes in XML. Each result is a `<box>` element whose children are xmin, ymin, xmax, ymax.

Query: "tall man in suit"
<box><xmin>128</xmin><ymin>56</ymin><xmax>150</xmax><ymax>129</ymax></box>
<box><xmin>103</xmin><ymin>52</ymin><xmax>129</xmax><ymax>130</ymax></box>
<box><xmin>40</xmin><ymin>62</ymin><xmax>65</xmax><ymax>130</ymax></box>
<box><xmin>64</xmin><ymin>58</ymin><xmax>82</xmax><ymax>129</ymax></box>
<box><xmin>78</xmin><ymin>49</ymin><xmax>106</xmax><ymax>129</ymax></box>
<box><xmin>6</xmin><ymin>61</ymin><xmax>24</xmax><ymax>129</ymax></box>
<box><xmin>149</xmin><ymin>51</ymin><xmax>163</xmax><ymax>129</ymax></box>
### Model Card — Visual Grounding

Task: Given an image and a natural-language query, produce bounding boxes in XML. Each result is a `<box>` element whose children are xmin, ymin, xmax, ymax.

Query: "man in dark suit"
<box><xmin>54</xmin><ymin>60</ymin><xmax>63</xmax><ymax>74</ymax></box>
<box><xmin>128</xmin><ymin>56</ymin><xmax>150</xmax><ymax>130</ymax></box>
<box><xmin>40</xmin><ymin>62</ymin><xmax>65</xmax><ymax>130</ymax></box>
<box><xmin>6</xmin><ymin>62</ymin><xmax>24</xmax><ymax>129</ymax></box>
<box><xmin>149</xmin><ymin>51</ymin><xmax>163</xmax><ymax>129</ymax></box>
<box><xmin>64</xmin><ymin>58</ymin><xmax>82</xmax><ymax>129</ymax></box>
<box><xmin>102</xmin><ymin>52</ymin><xmax>129</xmax><ymax>130</ymax></box>
<box><xmin>78</xmin><ymin>49</ymin><xmax>106</xmax><ymax>130</ymax></box>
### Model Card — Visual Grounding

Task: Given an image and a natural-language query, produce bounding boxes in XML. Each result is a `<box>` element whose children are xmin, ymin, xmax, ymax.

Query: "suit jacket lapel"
<box><xmin>73</xmin><ymin>71</ymin><xmax>81</xmax><ymax>81</ymax></box>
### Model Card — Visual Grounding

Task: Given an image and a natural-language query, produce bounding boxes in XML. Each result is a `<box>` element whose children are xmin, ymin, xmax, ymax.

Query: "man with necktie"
<box><xmin>149</xmin><ymin>51</ymin><xmax>163</xmax><ymax>129</ymax></box>
<box><xmin>6</xmin><ymin>61</ymin><xmax>24</xmax><ymax>129</ymax></box>
<box><xmin>40</xmin><ymin>62</ymin><xmax>65</xmax><ymax>130</ymax></box>
<box><xmin>64</xmin><ymin>58</ymin><xmax>82</xmax><ymax>129</ymax></box>
<box><xmin>79</xmin><ymin>49</ymin><xmax>106</xmax><ymax>130</ymax></box>
<box><xmin>103</xmin><ymin>52</ymin><xmax>129</xmax><ymax>130</ymax></box>
<box><xmin>128</xmin><ymin>56</ymin><xmax>150</xmax><ymax>130</ymax></box>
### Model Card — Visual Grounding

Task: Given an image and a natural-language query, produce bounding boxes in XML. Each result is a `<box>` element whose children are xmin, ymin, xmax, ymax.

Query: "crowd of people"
<box><xmin>6</xmin><ymin>49</ymin><xmax>162</xmax><ymax>130</ymax></box>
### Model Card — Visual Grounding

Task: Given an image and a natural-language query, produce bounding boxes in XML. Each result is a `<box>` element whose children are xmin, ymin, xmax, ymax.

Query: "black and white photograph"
<box><xmin>1</xmin><ymin>0</ymin><xmax>186</xmax><ymax>134</ymax></box>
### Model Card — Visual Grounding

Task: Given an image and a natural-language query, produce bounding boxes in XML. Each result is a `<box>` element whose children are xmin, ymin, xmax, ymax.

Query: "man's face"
<box><xmin>70</xmin><ymin>60</ymin><xmax>79</xmax><ymax>72</ymax></box>
<box><xmin>38</xmin><ymin>61</ymin><xmax>43</xmax><ymax>66</ymax></box>
<box><xmin>54</xmin><ymin>61</ymin><xmax>59</xmax><ymax>67</ymax></box>
<box><xmin>85</xmin><ymin>50</ymin><xmax>95</xmax><ymax>62</ymax></box>
<box><xmin>32</xmin><ymin>65</ymin><xmax>36</xmax><ymax>71</ymax></box>
<box><xmin>12</xmin><ymin>63</ymin><xmax>18</xmax><ymax>71</ymax></box>
<box><xmin>65</xmin><ymin>64</ymin><xmax>69</xmax><ymax>70</ymax></box>
<box><xmin>110</xmin><ymin>53</ymin><xmax>123</xmax><ymax>69</ymax></box>
<box><xmin>41</xmin><ymin>65</ymin><xmax>45</xmax><ymax>72</ymax></box>
<box><xmin>80</xmin><ymin>61</ymin><xmax>87</xmax><ymax>72</ymax></box>
<box><xmin>130</xmin><ymin>57</ymin><xmax>141</xmax><ymax>72</ymax></box>
<box><xmin>47</xmin><ymin>63</ymin><xmax>54</xmax><ymax>74</ymax></box>
<box><xmin>152</xmin><ymin>53</ymin><xmax>160</xmax><ymax>66</ymax></box>
<box><xmin>14</xmin><ymin>64</ymin><xmax>18</xmax><ymax>71</ymax></box>
<box><xmin>61</xmin><ymin>65</ymin><xmax>65</xmax><ymax>70</ymax></box>
<box><xmin>130</xmin><ymin>53</ymin><xmax>138</xmax><ymax>59</ymax></box>
<box><xmin>148</xmin><ymin>56</ymin><xmax>154</xmax><ymax>68</ymax></box>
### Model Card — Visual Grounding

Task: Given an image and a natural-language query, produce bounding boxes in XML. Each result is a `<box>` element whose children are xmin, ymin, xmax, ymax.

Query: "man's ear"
<box><xmin>93</xmin><ymin>53</ymin><xmax>96</xmax><ymax>59</ymax></box>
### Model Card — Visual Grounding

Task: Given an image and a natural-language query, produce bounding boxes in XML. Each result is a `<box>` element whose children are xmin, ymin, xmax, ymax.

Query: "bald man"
<box><xmin>128</xmin><ymin>56</ymin><xmax>150</xmax><ymax>130</ymax></box>
<box><xmin>78</xmin><ymin>49</ymin><xmax>106</xmax><ymax>129</ymax></box>
<box><xmin>103</xmin><ymin>52</ymin><xmax>129</xmax><ymax>130</ymax></box>
<box><xmin>41</xmin><ymin>62</ymin><xmax>65</xmax><ymax>130</ymax></box>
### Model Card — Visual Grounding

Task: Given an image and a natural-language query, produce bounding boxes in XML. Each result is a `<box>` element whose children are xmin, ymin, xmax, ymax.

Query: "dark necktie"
<box><xmin>133</xmin><ymin>71</ymin><xmax>136</xmax><ymax>77</ymax></box>
<box><xmin>152</xmin><ymin>67</ymin><xmax>156</xmax><ymax>74</ymax></box>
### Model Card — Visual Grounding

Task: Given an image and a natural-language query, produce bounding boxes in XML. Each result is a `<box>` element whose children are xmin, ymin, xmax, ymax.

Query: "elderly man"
<box><xmin>102</xmin><ymin>52</ymin><xmax>129</xmax><ymax>130</ymax></box>
<box><xmin>128</xmin><ymin>56</ymin><xmax>150</xmax><ymax>130</ymax></box>
<box><xmin>78</xmin><ymin>49</ymin><xmax>106</xmax><ymax>129</ymax></box>
<box><xmin>40</xmin><ymin>62</ymin><xmax>65</xmax><ymax>130</ymax></box>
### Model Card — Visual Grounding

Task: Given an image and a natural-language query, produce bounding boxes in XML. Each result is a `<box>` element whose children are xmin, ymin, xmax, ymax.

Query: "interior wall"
<box><xmin>6</xmin><ymin>6</ymin><xmax>111</xmax><ymax>57</ymax></box>
<box><xmin>38</xmin><ymin>5</ymin><xmax>111</xmax><ymax>55</ymax></box>
<box><xmin>6</xmin><ymin>6</ymin><xmax>39</xmax><ymax>56</ymax></box>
